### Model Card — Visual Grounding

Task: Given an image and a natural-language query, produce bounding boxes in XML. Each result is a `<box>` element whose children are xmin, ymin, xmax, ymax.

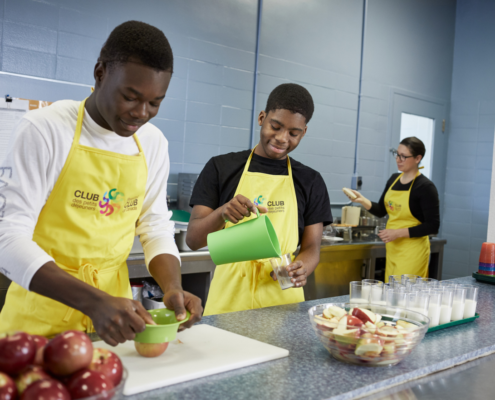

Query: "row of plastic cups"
<box><xmin>349</xmin><ymin>280</ymin><xmax>478</xmax><ymax>328</ymax></box>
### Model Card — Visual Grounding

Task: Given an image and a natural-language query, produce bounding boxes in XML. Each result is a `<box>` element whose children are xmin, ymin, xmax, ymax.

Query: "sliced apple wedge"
<box><xmin>382</xmin><ymin>342</ymin><xmax>395</xmax><ymax>354</ymax></box>
<box><xmin>326</xmin><ymin>306</ymin><xmax>347</xmax><ymax>319</ymax></box>
<box><xmin>337</xmin><ymin>316</ymin><xmax>348</xmax><ymax>331</ymax></box>
<box><xmin>315</xmin><ymin>315</ymin><xmax>339</xmax><ymax>330</ymax></box>
<box><xmin>351</xmin><ymin>308</ymin><xmax>374</xmax><ymax>324</ymax></box>
<box><xmin>396</xmin><ymin>320</ymin><xmax>418</xmax><ymax>332</ymax></box>
<box><xmin>364</xmin><ymin>321</ymin><xmax>377</xmax><ymax>334</ymax></box>
<box><xmin>377</xmin><ymin>326</ymin><xmax>400</xmax><ymax>337</ymax></box>
<box><xmin>355</xmin><ymin>338</ymin><xmax>383</xmax><ymax>357</ymax></box>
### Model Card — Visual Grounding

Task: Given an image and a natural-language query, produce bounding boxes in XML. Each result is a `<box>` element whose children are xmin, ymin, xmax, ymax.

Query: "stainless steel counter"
<box><xmin>363</xmin><ymin>352</ymin><xmax>495</xmax><ymax>400</ymax></box>
<box><xmin>0</xmin><ymin>238</ymin><xmax>446</xmax><ymax>310</ymax></box>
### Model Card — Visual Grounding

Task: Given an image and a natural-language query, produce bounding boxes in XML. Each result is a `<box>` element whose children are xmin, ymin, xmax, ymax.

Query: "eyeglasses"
<box><xmin>392</xmin><ymin>150</ymin><xmax>413</xmax><ymax>162</ymax></box>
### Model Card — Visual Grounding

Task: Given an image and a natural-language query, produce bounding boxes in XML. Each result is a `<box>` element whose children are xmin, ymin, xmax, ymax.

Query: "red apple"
<box><xmin>0</xmin><ymin>332</ymin><xmax>36</xmax><ymax>375</ymax></box>
<box><xmin>351</xmin><ymin>308</ymin><xmax>374</xmax><ymax>324</ymax></box>
<box><xmin>31</xmin><ymin>336</ymin><xmax>48</xmax><ymax>366</ymax></box>
<box><xmin>89</xmin><ymin>348</ymin><xmax>123</xmax><ymax>386</ymax></box>
<box><xmin>67</xmin><ymin>369</ymin><xmax>114</xmax><ymax>399</ymax></box>
<box><xmin>134</xmin><ymin>341</ymin><xmax>169</xmax><ymax>357</ymax></box>
<box><xmin>0</xmin><ymin>372</ymin><xmax>16</xmax><ymax>400</ymax></box>
<box><xmin>21</xmin><ymin>379</ymin><xmax>70</xmax><ymax>400</ymax></box>
<box><xmin>15</xmin><ymin>365</ymin><xmax>51</xmax><ymax>395</ymax></box>
<box><xmin>43</xmin><ymin>330</ymin><xmax>93</xmax><ymax>376</ymax></box>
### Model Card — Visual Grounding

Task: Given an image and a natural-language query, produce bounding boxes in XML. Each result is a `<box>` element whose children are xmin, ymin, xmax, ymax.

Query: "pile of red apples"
<box><xmin>314</xmin><ymin>305</ymin><xmax>421</xmax><ymax>366</ymax></box>
<box><xmin>0</xmin><ymin>330</ymin><xmax>123</xmax><ymax>400</ymax></box>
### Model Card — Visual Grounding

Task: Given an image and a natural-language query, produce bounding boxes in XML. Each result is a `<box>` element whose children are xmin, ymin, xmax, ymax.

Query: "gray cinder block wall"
<box><xmin>0</xmin><ymin>0</ymin><xmax>493</xmax><ymax>278</ymax></box>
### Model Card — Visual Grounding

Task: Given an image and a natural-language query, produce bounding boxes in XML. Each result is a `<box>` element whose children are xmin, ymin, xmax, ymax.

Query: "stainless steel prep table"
<box><xmin>127</xmin><ymin>237</ymin><xmax>446</xmax><ymax>304</ymax></box>
<box><xmin>0</xmin><ymin>238</ymin><xmax>446</xmax><ymax>310</ymax></box>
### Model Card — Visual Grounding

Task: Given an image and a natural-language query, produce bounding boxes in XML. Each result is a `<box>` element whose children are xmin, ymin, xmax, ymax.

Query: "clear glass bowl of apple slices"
<box><xmin>308</xmin><ymin>303</ymin><xmax>429</xmax><ymax>367</ymax></box>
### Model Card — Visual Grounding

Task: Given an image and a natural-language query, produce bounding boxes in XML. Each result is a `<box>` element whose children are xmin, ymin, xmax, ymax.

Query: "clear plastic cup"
<box><xmin>460</xmin><ymin>284</ymin><xmax>478</xmax><ymax>318</ymax></box>
<box><xmin>419</xmin><ymin>278</ymin><xmax>439</xmax><ymax>288</ymax></box>
<box><xmin>427</xmin><ymin>290</ymin><xmax>442</xmax><ymax>327</ymax></box>
<box><xmin>439</xmin><ymin>281</ymin><xmax>457</xmax><ymax>289</ymax></box>
<box><xmin>406</xmin><ymin>291</ymin><xmax>429</xmax><ymax>317</ymax></box>
<box><xmin>439</xmin><ymin>288</ymin><xmax>453</xmax><ymax>325</ymax></box>
<box><xmin>270</xmin><ymin>253</ymin><xmax>295</xmax><ymax>290</ymax></box>
<box><xmin>362</xmin><ymin>279</ymin><xmax>382</xmax><ymax>301</ymax></box>
<box><xmin>389</xmin><ymin>275</ymin><xmax>404</xmax><ymax>284</ymax></box>
<box><xmin>402</xmin><ymin>274</ymin><xmax>421</xmax><ymax>283</ymax></box>
<box><xmin>451</xmin><ymin>287</ymin><xmax>467</xmax><ymax>321</ymax></box>
<box><xmin>349</xmin><ymin>281</ymin><xmax>371</xmax><ymax>304</ymax></box>
<box><xmin>386</xmin><ymin>288</ymin><xmax>407</xmax><ymax>308</ymax></box>
<box><xmin>368</xmin><ymin>282</ymin><xmax>384</xmax><ymax>303</ymax></box>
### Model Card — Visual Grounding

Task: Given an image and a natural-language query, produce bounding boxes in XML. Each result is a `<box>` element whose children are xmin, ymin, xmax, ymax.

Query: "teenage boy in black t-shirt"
<box><xmin>187</xmin><ymin>83</ymin><xmax>332</xmax><ymax>315</ymax></box>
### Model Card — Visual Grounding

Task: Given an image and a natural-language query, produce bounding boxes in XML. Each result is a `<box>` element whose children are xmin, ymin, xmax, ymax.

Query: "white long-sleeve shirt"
<box><xmin>0</xmin><ymin>100</ymin><xmax>179</xmax><ymax>290</ymax></box>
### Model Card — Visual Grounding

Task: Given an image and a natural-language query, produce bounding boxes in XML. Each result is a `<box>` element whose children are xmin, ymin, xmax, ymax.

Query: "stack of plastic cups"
<box><xmin>439</xmin><ymin>288</ymin><xmax>453</xmax><ymax>325</ymax></box>
<box><xmin>461</xmin><ymin>284</ymin><xmax>479</xmax><ymax>318</ymax></box>
<box><xmin>451</xmin><ymin>286</ymin><xmax>467</xmax><ymax>321</ymax></box>
<box><xmin>479</xmin><ymin>242</ymin><xmax>495</xmax><ymax>275</ymax></box>
<box><xmin>427</xmin><ymin>290</ymin><xmax>443</xmax><ymax>327</ymax></box>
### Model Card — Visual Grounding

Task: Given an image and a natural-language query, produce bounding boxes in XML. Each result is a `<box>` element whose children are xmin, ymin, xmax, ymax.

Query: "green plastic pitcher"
<box><xmin>207</xmin><ymin>210</ymin><xmax>282</xmax><ymax>265</ymax></box>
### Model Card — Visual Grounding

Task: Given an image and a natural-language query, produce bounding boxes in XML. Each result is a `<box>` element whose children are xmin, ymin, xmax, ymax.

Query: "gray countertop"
<box><xmin>127</xmin><ymin>276</ymin><xmax>493</xmax><ymax>400</ymax></box>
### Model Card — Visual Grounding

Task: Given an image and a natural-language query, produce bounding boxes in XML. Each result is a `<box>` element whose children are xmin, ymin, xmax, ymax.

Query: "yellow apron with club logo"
<box><xmin>0</xmin><ymin>99</ymin><xmax>147</xmax><ymax>336</ymax></box>
<box><xmin>203</xmin><ymin>149</ymin><xmax>304</xmax><ymax>316</ymax></box>
<box><xmin>384</xmin><ymin>172</ymin><xmax>429</xmax><ymax>282</ymax></box>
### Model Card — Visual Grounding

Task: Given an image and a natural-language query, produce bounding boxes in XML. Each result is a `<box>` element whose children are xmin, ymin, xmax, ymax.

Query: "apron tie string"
<box><xmin>251</xmin><ymin>260</ymin><xmax>266</xmax><ymax>309</ymax></box>
<box><xmin>62</xmin><ymin>263</ymin><xmax>122</xmax><ymax>332</ymax></box>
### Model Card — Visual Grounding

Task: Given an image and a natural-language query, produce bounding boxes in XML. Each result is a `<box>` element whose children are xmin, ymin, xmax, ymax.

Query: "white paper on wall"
<box><xmin>0</xmin><ymin>98</ymin><xmax>52</xmax><ymax>165</ymax></box>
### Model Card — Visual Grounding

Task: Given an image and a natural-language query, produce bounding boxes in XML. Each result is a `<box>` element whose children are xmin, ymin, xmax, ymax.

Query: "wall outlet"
<box><xmin>351</xmin><ymin>175</ymin><xmax>363</xmax><ymax>190</ymax></box>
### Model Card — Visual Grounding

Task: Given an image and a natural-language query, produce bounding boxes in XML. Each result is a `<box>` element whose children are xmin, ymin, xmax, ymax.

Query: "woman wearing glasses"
<box><xmin>345</xmin><ymin>136</ymin><xmax>440</xmax><ymax>282</ymax></box>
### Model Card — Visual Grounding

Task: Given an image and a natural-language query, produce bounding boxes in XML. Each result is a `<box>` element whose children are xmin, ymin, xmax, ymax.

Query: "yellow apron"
<box><xmin>383</xmin><ymin>172</ymin><xmax>429</xmax><ymax>283</ymax></box>
<box><xmin>0</xmin><ymin>99</ymin><xmax>147</xmax><ymax>336</ymax></box>
<box><xmin>203</xmin><ymin>149</ymin><xmax>304</xmax><ymax>316</ymax></box>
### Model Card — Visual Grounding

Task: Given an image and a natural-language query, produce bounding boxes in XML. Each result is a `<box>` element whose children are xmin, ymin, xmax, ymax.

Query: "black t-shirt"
<box><xmin>190</xmin><ymin>150</ymin><xmax>333</xmax><ymax>244</ymax></box>
<box><xmin>369</xmin><ymin>173</ymin><xmax>440</xmax><ymax>238</ymax></box>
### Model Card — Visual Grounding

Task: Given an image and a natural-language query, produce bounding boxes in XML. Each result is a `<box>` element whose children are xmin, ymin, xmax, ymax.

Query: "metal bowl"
<box><xmin>308</xmin><ymin>302</ymin><xmax>429</xmax><ymax>366</ymax></box>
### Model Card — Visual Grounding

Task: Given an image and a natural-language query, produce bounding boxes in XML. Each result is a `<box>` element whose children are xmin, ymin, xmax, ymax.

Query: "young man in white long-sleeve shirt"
<box><xmin>0</xmin><ymin>21</ymin><xmax>202</xmax><ymax>345</ymax></box>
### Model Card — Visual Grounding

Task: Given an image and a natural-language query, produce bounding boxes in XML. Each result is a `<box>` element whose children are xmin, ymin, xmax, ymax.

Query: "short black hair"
<box><xmin>400</xmin><ymin>136</ymin><xmax>426</xmax><ymax>160</ymax></box>
<box><xmin>99</xmin><ymin>21</ymin><xmax>173</xmax><ymax>72</ymax></box>
<box><xmin>265</xmin><ymin>83</ymin><xmax>314</xmax><ymax>123</ymax></box>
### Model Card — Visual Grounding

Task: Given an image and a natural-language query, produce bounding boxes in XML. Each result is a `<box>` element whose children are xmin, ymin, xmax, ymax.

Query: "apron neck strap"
<box><xmin>75</xmin><ymin>98</ymin><xmax>144</xmax><ymax>154</ymax></box>
<box><xmin>245</xmin><ymin>146</ymin><xmax>292</xmax><ymax>178</ymax></box>
<box><xmin>394</xmin><ymin>171</ymin><xmax>421</xmax><ymax>193</ymax></box>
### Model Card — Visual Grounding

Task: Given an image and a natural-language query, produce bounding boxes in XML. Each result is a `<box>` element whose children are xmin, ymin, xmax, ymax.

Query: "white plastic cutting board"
<box><xmin>96</xmin><ymin>324</ymin><xmax>289</xmax><ymax>395</ymax></box>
